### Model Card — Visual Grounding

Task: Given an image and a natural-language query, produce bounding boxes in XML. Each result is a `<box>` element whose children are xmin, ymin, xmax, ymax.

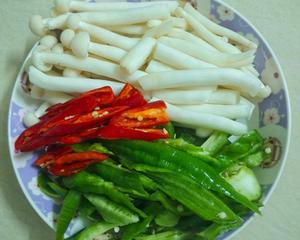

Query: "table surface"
<box><xmin>0</xmin><ymin>1</ymin><xmax>299</xmax><ymax>239</ymax></box>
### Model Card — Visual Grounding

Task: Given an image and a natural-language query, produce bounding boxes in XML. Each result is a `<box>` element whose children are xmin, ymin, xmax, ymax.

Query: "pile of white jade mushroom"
<box><xmin>24</xmin><ymin>0</ymin><xmax>271</xmax><ymax>136</ymax></box>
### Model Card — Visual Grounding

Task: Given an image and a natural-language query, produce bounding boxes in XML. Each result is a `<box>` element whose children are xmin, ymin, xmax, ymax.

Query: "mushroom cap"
<box><xmin>54</xmin><ymin>0</ymin><xmax>71</xmax><ymax>13</ymax></box>
<box><xmin>50</xmin><ymin>7</ymin><xmax>60</xmax><ymax>17</ymax></box>
<box><xmin>40</xmin><ymin>35</ymin><xmax>58</xmax><ymax>49</ymax></box>
<box><xmin>29</xmin><ymin>15</ymin><xmax>47</xmax><ymax>36</ymax></box>
<box><xmin>70</xmin><ymin>31</ymin><xmax>90</xmax><ymax>58</ymax></box>
<box><xmin>67</xmin><ymin>14</ymin><xmax>81</xmax><ymax>30</ymax></box>
<box><xmin>60</xmin><ymin>29</ymin><xmax>75</xmax><ymax>48</ymax></box>
<box><xmin>51</xmin><ymin>43</ymin><xmax>64</xmax><ymax>54</ymax></box>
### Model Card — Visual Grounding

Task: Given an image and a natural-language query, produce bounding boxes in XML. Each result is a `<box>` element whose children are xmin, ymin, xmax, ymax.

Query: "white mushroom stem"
<box><xmin>179</xmin><ymin>103</ymin><xmax>252</xmax><ymax>119</ymax></box>
<box><xmin>29</xmin><ymin>66</ymin><xmax>124</xmax><ymax>94</ymax></box>
<box><xmin>144</xmin><ymin>20</ymin><xmax>175</xmax><ymax>38</ymax></box>
<box><xmin>35</xmin><ymin>102</ymin><xmax>51</xmax><ymax>118</ymax></box>
<box><xmin>184</xmin><ymin>3</ymin><xmax>257</xmax><ymax>49</ymax></box>
<box><xmin>63</xmin><ymin>68</ymin><xmax>82</xmax><ymax>77</ymax></box>
<box><xmin>29</xmin><ymin>14</ymin><xmax>69</xmax><ymax>36</ymax></box>
<box><xmin>145</xmin><ymin>60</ymin><xmax>176</xmax><ymax>73</ymax></box>
<box><xmin>51</xmin><ymin>43</ymin><xmax>64</xmax><ymax>54</ymax></box>
<box><xmin>30</xmin><ymin>85</ymin><xmax>73</xmax><ymax>104</ymax></box>
<box><xmin>32</xmin><ymin>51</ymin><xmax>147</xmax><ymax>83</ymax></box>
<box><xmin>138</xmin><ymin>69</ymin><xmax>268</xmax><ymax>97</ymax></box>
<box><xmin>195</xmin><ymin>128</ymin><xmax>213</xmax><ymax>138</ymax></box>
<box><xmin>161</xmin><ymin>100</ymin><xmax>248</xmax><ymax>135</ymax></box>
<box><xmin>153</xmin><ymin>43</ymin><xmax>216</xmax><ymax>70</ymax></box>
<box><xmin>120</xmin><ymin>37</ymin><xmax>157</xmax><ymax>74</ymax></box>
<box><xmin>176</xmin><ymin>7</ymin><xmax>239</xmax><ymax>54</ymax></box>
<box><xmin>147</xmin><ymin>19</ymin><xmax>163</xmax><ymax>28</ymax></box>
<box><xmin>23</xmin><ymin>112</ymin><xmax>39</xmax><ymax>127</ymax></box>
<box><xmin>75</xmin><ymin>5</ymin><xmax>171</xmax><ymax>26</ymax></box>
<box><xmin>67</xmin><ymin>16</ymin><xmax>138</xmax><ymax>50</ymax></box>
<box><xmin>158</xmin><ymin>37</ymin><xmax>255</xmax><ymax>68</ymax></box>
<box><xmin>152</xmin><ymin>89</ymin><xmax>239</xmax><ymax>105</ymax></box>
<box><xmin>55</xmin><ymin>0</ymin><xmax>178</xmax><ymax>13</ymax></box>
<box><xmin>106</xmin><ymin>24</ymin><xmax>148</xmax><ymax>35</ymax></box>
<box><xmin>167</xmin><ymin>28</ymin><xmax>218</xmax><ymax>52</ymax></box>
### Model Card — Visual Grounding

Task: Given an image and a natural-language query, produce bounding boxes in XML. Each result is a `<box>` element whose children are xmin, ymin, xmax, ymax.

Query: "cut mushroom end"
<box><xmin>23</xmin><ymin>112</ymin><xmax>39</xmax><ymax>128</ymax></box>
<box><xmin>29</xmin><ymin>15</ymin><xmax>47</xmax><ymax>36</ymax></box>
<box><xmin>70</xmin><ymin>31</ymin><xmax>90</xmax><ymax>58</ymax></box>
<box><xmin>67</xmin><ymin>14</ymin><xmax>81</xmax><ymax>30</ymax></box>
<box><xmin>60</xmin><ymin>29</ymin><xmax>75</xmax><ymax>48</ymax></box>
<box><xmin>55</xmin><ymin>0</ymin><xmax>71</xmax><ymax>13</ymax></box>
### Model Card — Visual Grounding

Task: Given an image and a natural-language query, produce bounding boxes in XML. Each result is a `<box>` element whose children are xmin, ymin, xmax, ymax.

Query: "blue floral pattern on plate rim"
<box><xmin>7</xmin><ymin>0</ymin><xmax>291</xmax><ymax>239</ymax></box>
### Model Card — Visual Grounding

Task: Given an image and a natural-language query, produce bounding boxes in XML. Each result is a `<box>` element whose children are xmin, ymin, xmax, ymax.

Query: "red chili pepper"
<box><xmin>35</xmin><ymin>146</ymin><xmax>73</xmax><ymax>168</ymax></box>
<box><xmin>48</xmin><ymin>159</ymin><xmax>102</xmax><ymax>176</ymax></box>
<box><xmin>98</xmin><ymin>125</ymin><xmax>169</xmax><ymax>141</ymax></box>
<box><xmin>45</xmin><ymin>86</ymin><xmax>115</xmax><ymax>114</ymax></box>
<box><xmin>40</xmin><ymin>106</ymin><xmax>128</xmax><ymax>137</ymax></box>
<box><xmin>109</xmin><ymin>101</ymin><xmax>169</xmax><ymax>129</ymax></box>
<box><xmin>113</xmin><ymin>84</ymin><xmax>147</xmax><ymax>108</ymax></box>
<box><xmin>55</xmin><ymin>151</ymin><xmax>107</xmax><ymax>165</ymax></box>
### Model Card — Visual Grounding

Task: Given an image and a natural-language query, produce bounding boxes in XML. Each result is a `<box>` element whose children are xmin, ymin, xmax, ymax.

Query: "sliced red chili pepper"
<box><xmin>35</xmin><ymin>146</ymin><xmax>73</xmax><ymax>168</ymax></box>
<box><xmin>48</xmin><ymin>159</ymin><xmax>102</xmax><ymax>176</ymax></box>
<box><xmin>98</xmin><ymin>125</ymin><xmax>169</xmax><ymax>141</ymax></box>
<box><xmin>113</xmin><ymin>84</ymin><xmax>147</xmax><ymax>108</ymax></box>
<box><xmin>45</xmin><ymin>86</ymin><xmax>115</xmax><ymax>114</ymax></box>
<box><xmin>55</xmin><ymin>152</ymin><xmax>107</xmax><ymax>165</ymax></box>
<box><xmin>40</xmin><ymin>106</ymin><xmax>128</xmax><ymax>137</ymax></box>
<box><xmin>109</xmin><ymin>101</ymin><xmax>169</xmax><ymax>129</ymax></box>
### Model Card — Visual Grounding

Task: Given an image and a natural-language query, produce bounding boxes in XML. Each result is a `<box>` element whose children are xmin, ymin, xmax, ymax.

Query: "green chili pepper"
<box><xmin>72</xmin><ymin>142</ymin><xmax>113</xmax><ymax>155</ymax></box>
<box><xmin>196</xmin><ymin>221</ymin><xmax>242</xmax><ymax>240</ymax></box>
<box><xmin>121</xmin><ymin>216</ymin><xmax>153</xmax><ymax>240</ymax></box>
<box><xmin>163</xmin><ymin>122</ymin><xmax>176</xmax><ymax>139</ymax></box>
<box><xmin>85</xmin><ymin>193</ymin><xmax>139</xmax><ymax>225</ymax></box>
<box><xmin>92</xmin><ymin>162</ymin><xmax>149</xmax><ymax>198</ymax></box>
<box><xmin>201</xmin><ymin>131</ymin><xmax>230</xmax><ymax>155</ymax></box>
<box><xmin>148</xmin><ymin>172</ymin><xmax>241</xmax><ymax>224</ymax></box>
<box><xmin>155</xmin><ymin>209</ymin><xmax>180</xmax><ymax>227</ymax></box>
<box><xmin>48</xmin><ymin>182</ymin><xmax>68</xmax><ymax>198</ymax></box>
<box><xmin>56</xmin><ymin>190</ymin><xmax>81</xmax><ymax>240</ymax></box>
<box><xmin>135</xmin><ymin>231</ymin><xmax>190</xmax><ymax>240</ymax></box>
<box><xmin>174</xmin><ymin>126</ymin><xmax>205</xmax><ymax>145</ymax></box>
<box><xmin>78</xmin><ymin>198</ymin><xmax>96</xmax><ymax>220</ymax></box>
<box><xmin>63</xmin><ymin>171</ymin><xmax>145</xmax><ymax>217</ymax></box>
<box><xmin>75</xmin><ymin>221</ymin><xmax>117</xmax><ymax>240</ymax></box>
<box><xmin>103</xmin><ymin>140</ymin><xmax>260</xmax><ymax>213</ymax></box>
<box><xmin>150</xmin><ymin>191</ymin><xmax>179</xmax><ymax>214</ymax></box>
<box><xmin>160</xmin><ymin>138</ymin><xmax>221</xmax><ymax>167</ymax></box>
<box><xmin>37</xmin><ymin>172</ymin><xmax>62</xmax><ymax>199</ymax></box>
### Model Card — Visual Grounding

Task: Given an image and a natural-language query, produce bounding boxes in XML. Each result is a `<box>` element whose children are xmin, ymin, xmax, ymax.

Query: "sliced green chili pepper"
<box><xmin>174</xmin><ymin>126</ymin><xmax>205</xmax><ymax>145</ymax></box>
<box><xmin>103</xmin><ymin>140</ymin><xmax>260</xmax><ymax>213</ymax></box>
<box><xmin>63</xmin><ymin>171</ymin><xmax>145</xmax><ymax>217</ymax></box>
<box><xmin>37</xmin><ymin>172</ymin><xmax>62</xmax><ymax>199</ymax></box>
<box><xmin>150</xmin><ymin>191</ymin><xmax>179</xmax><ymax>214</ymax></box>
<box><xmin>85</xmin><ymin>193</ymin><xmax>139</xmax><ymax>225</ymax></box>
<box><xmin>75</xmin><ymin>221</ymin><xmax>117</xmax><ymax>240</ymax></box>
<box><xmin>48</xmin><ymin>182</ymin><xmax>68</xmax><ymax>198</ymax></box>
<box><xmin>148</xmin><ymin>172</ymin><xmax>241</xmax><ymax>225</ymax></box>
<box><xmin>201</xmin><ymin>131</ymin><xmax>229</xmax><ymax>155</ymax></box>
<box><xmin>163</xmin><ymin>122</ymin><xmax>176</xmax><ymax>139</ymax></box>
<box><xmin>72</xmin><ymin>142</ymin><xmax>114</xmax><ymax>155</ymax></box>
<box><xmin>56</xmin><ymin>190</ymin><xmax>81</xmax><ymax>240</ymax></box>
<box><xmin>155</xmin><ymin>209</ymin><xmax>180</xmax><ymax>227</ymax></box>
<box><xmin>92</xmin><ymin>162</ymin><xmax>149</xmax><ymax>198</ymax></box>
<box><xmin>121</xmin><ymin>216</ymin><xmax>153</xmax><ymax>240</ymax></box>
<box><xmin>160</xmin><ymin>138</ymin><xmax>221</xmax><ymax>167</ymax></box>
<box><xmin>135</xmin><ymin>231</ymin><xmax>190</xmax><ymax>240</ymax></box>
<box><xmin>78</xmin><ymin>198</ymin><xmax>96</xmax><ymax>220</ymax></box>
